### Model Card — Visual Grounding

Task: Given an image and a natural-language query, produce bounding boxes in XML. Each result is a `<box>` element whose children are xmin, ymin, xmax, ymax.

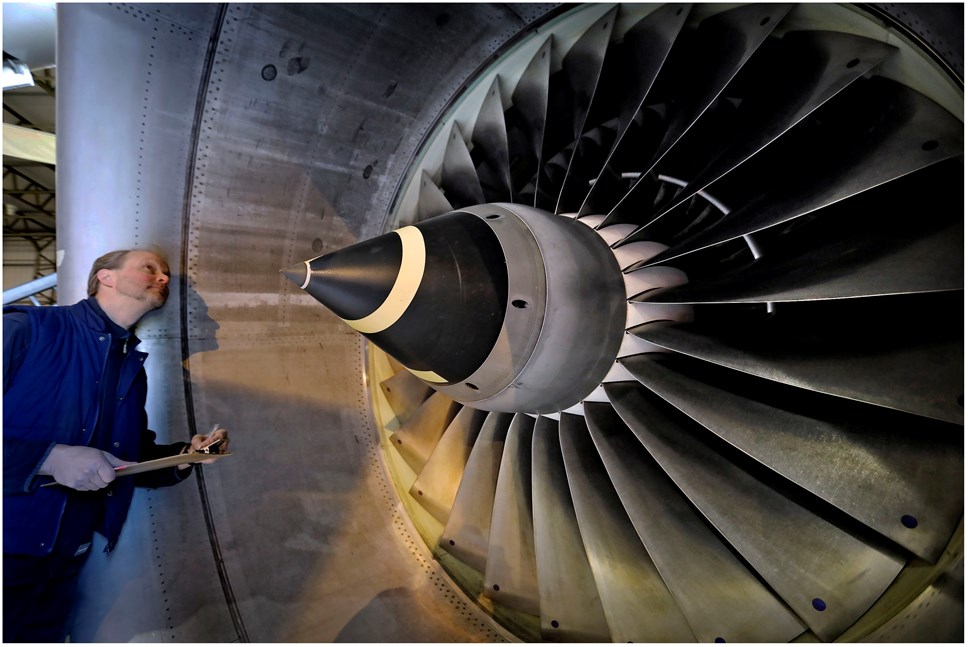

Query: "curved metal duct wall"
<box><xmin>58</xmin><ymin>3</ymin><xmax>560</xmax><ymax>641</ymax></box>
<box><xmin>355</xmin><ymin>2</ymin><xmax>964</xmax><ymax>642</ymax></box>
<box><xmin>54</xmin><ymin>2</ymin><xmax>961</xmax><ymax>642</ymax></box>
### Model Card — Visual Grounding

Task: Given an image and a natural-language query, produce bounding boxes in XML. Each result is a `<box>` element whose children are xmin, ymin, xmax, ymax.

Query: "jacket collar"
<box><xmin>79</xmin><ymin>297</ymin><xmax>141</xmax><ymax>349</ymax></box>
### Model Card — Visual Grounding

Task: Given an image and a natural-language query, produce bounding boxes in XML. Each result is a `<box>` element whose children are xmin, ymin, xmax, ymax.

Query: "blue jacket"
<box><xmin>3</xmin><ymin>298</ymin><xmax>189</xmax><ymax>556</ymax></box>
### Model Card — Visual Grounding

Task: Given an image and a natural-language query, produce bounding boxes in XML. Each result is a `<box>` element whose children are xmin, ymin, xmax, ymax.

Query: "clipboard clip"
<box><xmin>195</xmin><ymin>437</ymin><xmax>224</xmax><ymax>455</ymax></box>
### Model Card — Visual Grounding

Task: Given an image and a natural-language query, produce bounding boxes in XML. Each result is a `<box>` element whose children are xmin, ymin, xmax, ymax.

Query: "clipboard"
<box><xmin>40</xmin><ymin>451</ymin><xmax>231</xmax><ymax>487</ymax></box>
<box><xmin>113</xmin><ymin>451</ymin><xmax>232</xmax><ymax>476</ymax></box>
<box><xmin>41</xmin><ymin>424</ymin><xmax>230</xmax><ymax>488</ymax></box>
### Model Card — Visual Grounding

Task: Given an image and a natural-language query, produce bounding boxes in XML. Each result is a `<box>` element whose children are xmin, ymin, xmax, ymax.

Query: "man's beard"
<box><xmin>119</xmin><ymin>282</ymin><xmax>168</xmax><ymax>309</ymax></box>
<box><xmin>147</xmin><ymin>286</ymin><xmax>169</xmax><ymax>309</ymax></box>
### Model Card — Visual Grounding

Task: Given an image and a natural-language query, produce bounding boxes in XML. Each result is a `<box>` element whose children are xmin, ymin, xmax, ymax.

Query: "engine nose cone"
<box><xmin>283</xmin><ymin>210</ymin><xmax>509</xmax><ymax>385</ymax></box>
<box><xmin>282</xmin><ymin>229</ymin><xmax>411</xmax><ymax>329</ymax></box>
<box><xmin>287</xmin><ymin>203</ymin><xmax>627</xmax><ymax>413</ymax></box>
<box><xmin>280</xmin><ymin>264</ymin><xmax>308</xmax><ymax>289</ymax></box>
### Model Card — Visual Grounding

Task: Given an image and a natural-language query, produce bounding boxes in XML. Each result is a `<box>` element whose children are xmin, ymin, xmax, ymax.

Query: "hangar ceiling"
<box><xmin>2</xmin><ymin>2</ymin><xmax>57</xmax><ymax>302</ymax></box>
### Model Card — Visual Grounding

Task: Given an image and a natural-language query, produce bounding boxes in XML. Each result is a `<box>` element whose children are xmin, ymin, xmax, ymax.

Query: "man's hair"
<box><xmin>87</xmin><ymin>248</ymin><xmax>168</xmax><ymax>296</ymax></box>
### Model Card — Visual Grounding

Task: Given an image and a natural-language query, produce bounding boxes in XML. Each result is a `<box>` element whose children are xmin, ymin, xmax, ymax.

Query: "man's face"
<box><xmin>112</xmin><ymin>251</ymin><xmax>171</xmax><ymax>310</ymax></box>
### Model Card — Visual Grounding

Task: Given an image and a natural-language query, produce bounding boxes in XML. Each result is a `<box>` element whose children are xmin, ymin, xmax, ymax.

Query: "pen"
<box><xmin>115</xmin><ymin>423</ymin><xmax>222</xmax><ymax>471</ymax></box>
<box><xmin>200</xmin><ymin>424</ymin><xmax>222</xmax><ymax>453</ymax></box>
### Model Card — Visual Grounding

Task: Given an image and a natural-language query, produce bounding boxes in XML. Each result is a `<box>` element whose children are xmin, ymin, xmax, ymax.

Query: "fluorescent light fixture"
<box><xmin>3</xmin><ymin>54</ymin><xmax>35</xmax><ymax>90</ymax></box>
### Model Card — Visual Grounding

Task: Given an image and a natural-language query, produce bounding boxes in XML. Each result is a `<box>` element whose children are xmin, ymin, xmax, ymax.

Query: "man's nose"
<box><xmin>158</xmin><ymin>273</ymin><xmax>170</xmax><ymax>284</ymax></box>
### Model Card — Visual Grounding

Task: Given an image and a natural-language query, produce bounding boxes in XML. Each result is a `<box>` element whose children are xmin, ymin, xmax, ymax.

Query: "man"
<box><xmin>3</xmin><ymin>248</ymin><xmax>230</xmax><ymax>642</ymax></box>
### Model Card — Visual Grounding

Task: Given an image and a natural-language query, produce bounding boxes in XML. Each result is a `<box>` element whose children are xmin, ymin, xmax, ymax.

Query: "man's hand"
<box><xmin>177</xmin><ymin>426</ymin><xmax>231</xmax><ymax>469</ymax></box>
<box><xmin>39</xmin><ymin>444</ymin><xmax>134</xmax><ymax>491</ymax></box>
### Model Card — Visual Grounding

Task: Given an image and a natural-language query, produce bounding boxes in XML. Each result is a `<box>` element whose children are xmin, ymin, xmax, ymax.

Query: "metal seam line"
<box><xmin>343</xmin><ymin>225</ymin><xmax>426</xmax><ymax>334</ymax></box>
<box><xmin>178</xmin><ymin>4</ymin><xmax>249</xmax><ymax>641</ymax></box>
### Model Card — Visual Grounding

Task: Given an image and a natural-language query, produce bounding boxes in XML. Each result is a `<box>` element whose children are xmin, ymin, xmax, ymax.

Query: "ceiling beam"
<box><xmin>3</xmin><ymin>124</ymin><xmax>56</xmax><ymax>165</ymax></box>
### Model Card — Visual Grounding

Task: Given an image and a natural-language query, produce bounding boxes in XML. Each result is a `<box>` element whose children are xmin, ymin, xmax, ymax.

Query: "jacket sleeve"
<box><xmin>3</xmin><ymin>311</ymin><xmax>30</xmax><ymax>393</ymax></box>
<box><xmin>133</xmin><ymin>423</ymin><xmax>195</xmax><ymax>489</ymax></box>
<box><xmin>3</xmin><ymin>311</ymin><xmax>57</xmax><ymax>494</ymax></box>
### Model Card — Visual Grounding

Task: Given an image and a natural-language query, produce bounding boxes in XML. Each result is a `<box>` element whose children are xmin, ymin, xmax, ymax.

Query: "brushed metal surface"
<box><xmin>606</xmin><ymin>381</ymin><xmax>906</xmax><ymax>640</ymax></box>
<box><xmin>415</xmin><ymin>170</ymin><xmax>454</xmax><ymax>223</ymax></box>
<box><xmin>410</xmin><ymin>406</ymin><xmax>488</xmax><ymax>523</ymax></box>
<box><xmin>539</xmin><ymin>6</ymin><xmax>616</xmax><ymax>211</ymax></box>
<box><xmin>558</xmin><ymin>413</ymin><xmax>696</xmax><ymax>642</ymax></box>
<box><xmin>644</xmin><ymin>76</ymin><xmax>963</xmax><ymax>263</ymax></box>
<box><xmin>389</xmin><ymin>392</ymin><xmax>463</xmax><ymax>473</ymax></box>
<box><xmin>484</xmin><ymin>413</ymin><xmax>540</xmax><ymax>615</ymax></box>
<box><xmin>441</xmin><ymin>122</ymin><xmax>486</xmax><ymax>207</ymax></box>
<box><xmin>471</xmin><ymin>77</ymin><xmax>513</xmax><ymax>202</ymax></box>
<box><xmin>379</xmin><ymin>368</ymin><xmax>434</xmax><ymax>425</ymax></box>
<box><xmin>645</xmin><ymin>220</ymin><xmax>963</xmax><ymax>303</ymax></box>
<box><xmin>439</xmin><ymin>411</ymin><xmax>513</xmax><ymax>571</ymax></box>
<box><xmin>578</xmin><ymin>3</ymin><xmax>690</xmax><ymax>217</ymax></box>
<box><xmin>633</xmin><ymin>292</ymin><xmax>964</xmax><ymax>425</ymax></box>
<box><xmin>606</xmin><ymin>3</ymin><xmax>794</xmax><ymax>226</ymax></box>
<box><xmin>506</xmin><ymin>37</ymin><xmax>551</xmax><ymax>203</ymax></box>
<box><xmin>531</xmin><ymin>416</ymin><xmax>610</xmax><ymax>641</ymax></box>
<box><xmin>620</xmin><ymin>353</ymin><xmax>964</xmax><ymax>562</ymax></box>
<box><xmin>584</xmin><ymin>401</ymin><xmax>806</xmax><ymax>643</ymax></box>
<box><xmin>649</xmin><ymin>29</ymin><xmax>896</xmax><ymax>222</ymax></box>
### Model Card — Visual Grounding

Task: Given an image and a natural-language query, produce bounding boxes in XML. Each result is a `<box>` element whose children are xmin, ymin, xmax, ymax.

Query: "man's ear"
<box><xmin>97</xmin><ymin>269</ymin><xmax>115</xmax><ymax>289</ymax></box>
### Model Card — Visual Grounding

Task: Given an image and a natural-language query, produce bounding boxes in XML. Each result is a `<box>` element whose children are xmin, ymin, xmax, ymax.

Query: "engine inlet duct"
<box><xmin>283</xmin><ymin>203</ymin><xmax>628</xmax><ymax>413</ymax></box>
<box><xmin>287</xmin><ymin>2</ymin><xmax>964</xmax><ymax>642</ymax></box>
